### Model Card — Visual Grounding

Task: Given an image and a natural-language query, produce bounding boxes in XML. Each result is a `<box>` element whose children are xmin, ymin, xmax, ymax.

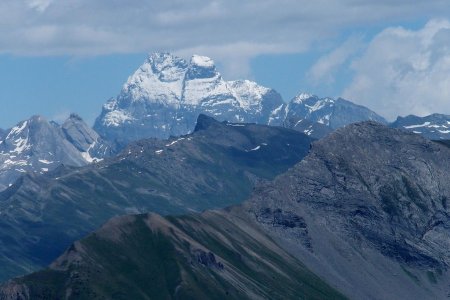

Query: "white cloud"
<box><xmin>343</xmin><ymin>19</ymin><xmax>450</xmax><ymax>120</ymax></box>
<box><xmin>308</xmin><ymin>36</ymin><xmax>363</xmax><ymax>85</ymax></box>
<box><xmin>2</xmin><ymin>0</ymin><xmax>450</xmax><ymax>79</ymax></box>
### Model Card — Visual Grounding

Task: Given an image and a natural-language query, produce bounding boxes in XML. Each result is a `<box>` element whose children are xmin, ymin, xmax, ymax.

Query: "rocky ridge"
<box><xmin>0</xmin><ymin>114</ymin><xmax>108</xmax><ymax>191</ymax></box>
<box><xmin>245</xmin><ymin>121</ymin><xmax>450</xmax><ymax>299</ymax></box>
<box><xmin>391</xmin><ymin>113</ymin><xmax>450</xmax><ymax>140</ymax></box>
<box><xmin>0</xmin><ymin>115</ymin><xmax>313</xmax><ymax>282</ymax></box>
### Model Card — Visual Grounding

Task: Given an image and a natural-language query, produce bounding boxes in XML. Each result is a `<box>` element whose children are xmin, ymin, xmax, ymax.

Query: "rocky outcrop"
<box><xmin>245</xmin><ymin>121</ymin><xmax>450</xmax><ymax>299</ymax></box>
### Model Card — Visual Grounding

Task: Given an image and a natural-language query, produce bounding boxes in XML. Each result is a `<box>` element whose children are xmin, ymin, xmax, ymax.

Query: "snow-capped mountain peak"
<box><xmin>228</xmin><ymin>80</ymin><xmax>271</xmax><ymax>111</ymax></box>
<box><xmin>185</xmin><ymin>54</ymin><xmax>219</xmax><ymax>80</ymax></box>
<box><xmin>190</xmin><ymin>55</ymin><xmax>214</xmax><ymax>68</ymax></box>
<box><xmin>94</xmin><ymin>52</ymin><xmax>388</xmax><ymax>149</ymax></box>
<box><xmin>94</xmin><ymin>52</ymin><xmax>285</xmax><ymax>146</ymax></box>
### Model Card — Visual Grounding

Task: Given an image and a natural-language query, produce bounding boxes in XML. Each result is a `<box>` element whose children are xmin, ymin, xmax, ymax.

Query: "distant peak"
<box><xmin>146</xmin><ymin>52</ymin><xmax>188</xmax><ymax>70</ymax></box>
<box><xmin>28</xmin><ymin>115</ymin><xmax>47</xmax><ymax>124</ymax></box>
<box><xmin>147</xmin><ymin>52</ymin><xmax>175</xmax><ymax>62</ymax></box>
<box><xmin>190</xmin><ymin>55</ymin><xmax>215</xmax><ymax>68</ymax></box>
<box><xmin>292</xmin><ymin>92</ymin><xmax>315</xmax><ymax>103</ymax></box>
<box><xmin>68</xmin><ymin>113</ymin><xmax>83</xmax><ymax>121</ymax></box>
<box><xmin>193</xmin><ymin>114</ymin><xmax>220</xmax><ymax>132</ymax></box>
<box><xmin>186</xmin><ymin>55</ymin><xmax>218</xmax><ymax>79</ymax></box>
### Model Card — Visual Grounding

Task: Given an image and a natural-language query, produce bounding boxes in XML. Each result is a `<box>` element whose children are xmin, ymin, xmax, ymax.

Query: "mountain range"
<box><xmin>2</xmin><ymin>120</ymin><xmax>449</xmax><ymax>299</ymax></box>
<box><xmin>0</xmin><ymin>115</ymin><xmax>313</xmax><ymax>282</ymax></box>
<box><xmin>0</xmin><ymin>52</ymin><xmax>391</xmax><ymax>192</ymax></box>
<box><xmin>93</xmin><ymin>53</ymin><xmax>387</xmax><ymax>148</ymax></box>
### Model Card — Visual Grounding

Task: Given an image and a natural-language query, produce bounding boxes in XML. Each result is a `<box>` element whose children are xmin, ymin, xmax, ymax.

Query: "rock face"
<box><xmin>94</xmin><ymin>53</ymin><xmax>285</xmax><ymax>148</ymax></box>
<box><xmin>245</xmin><ymin>121</ymin><xmax>450</xmax><ymax>299</ymax></box>
<box><xmin>391</xmin><ymin>113</ymin><xmax>450</xmax><ymax>140</ymax></box>
<box><xmin>0</xmin><ymin>115</ymin><xmax>107</xmax><ymax>191</ymax></box>
<box><xmin>61</xmin><ymin>114</ymin><xmax>112</xmax><ymax>160</ymax></box>
<box><xmin>0</xmin><ymin>115</ymin><xmax>313</xmax><ymax>282</ymax></box>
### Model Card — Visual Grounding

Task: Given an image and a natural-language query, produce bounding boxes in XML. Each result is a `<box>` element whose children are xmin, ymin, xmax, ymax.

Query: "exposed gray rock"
<box><xmin>245</xmin><ymin>121</ymin><xmax>450</xmax><ymax>299</ymax></box>
<box><xmin>61</xmin><ymin>113</ymin><xmax>112</xmax><ymax>159</ymax></box>
<box><xmin>0</xmin><ymin>116</ymin><xmax>89</xmax><ymax>191</ymax></box>
<box><xmin>2</xmin><ymin>120</ymin><xmax>448</xmax><ymax>299</ymax></box>
<box><xmin>194</xmin><ymin>250</ymin><xmax>224</xmax><ymax>269</ymax></box>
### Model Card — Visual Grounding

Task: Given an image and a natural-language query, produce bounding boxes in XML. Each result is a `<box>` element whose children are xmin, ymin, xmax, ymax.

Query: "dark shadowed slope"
<box><xmin>0</xmin><ymin>115</ymin><xmax>313</xmax><ymax>282</ymax></box>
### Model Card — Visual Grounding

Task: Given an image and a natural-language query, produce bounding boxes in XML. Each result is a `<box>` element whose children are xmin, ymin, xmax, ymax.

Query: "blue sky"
<box><xmin>1</xmin><ymin>1</ymin><xmax>450</xmax><ymax>128</ymax></box>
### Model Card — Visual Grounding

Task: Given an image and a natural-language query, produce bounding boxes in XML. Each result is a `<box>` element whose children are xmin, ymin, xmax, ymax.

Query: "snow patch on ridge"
<box><xmin>292</xmin><ymin>93</ymin><xmax>313</xmax><ymax>104</ymax></box>
<box><xmin>404</xmin><ymin>122</ymin><xmax>431</xmax><ymax>129</ymax></box>
<box><xmin>229</xmin><ymin>80</ymin><xmax>270</xmax><ymax>111</ymax></box>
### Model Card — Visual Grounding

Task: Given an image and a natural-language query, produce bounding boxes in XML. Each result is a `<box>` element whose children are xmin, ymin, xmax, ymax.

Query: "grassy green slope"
<box><xmin>2</xmin><ymin>211</ymin><xmax>346</xmax><ymax>300</ymax></box>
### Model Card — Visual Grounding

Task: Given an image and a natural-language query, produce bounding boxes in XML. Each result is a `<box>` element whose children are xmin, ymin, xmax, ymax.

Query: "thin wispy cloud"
<box><xmin>308</xmin><ymin>36</ymin><xmax>364</xmax><ymax>85</ymax></box>
<box><xmin>26</xmin><ymin>0</ymin><xmax>53</xmax><ymax>12</ymax></box>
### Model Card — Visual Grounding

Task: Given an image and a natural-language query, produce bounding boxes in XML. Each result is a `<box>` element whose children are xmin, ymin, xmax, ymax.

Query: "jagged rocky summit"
<box><xmin>93</xmin><ymin>53</ymin><xmax>285</xmax><ymax>147</ymax></box>
<box><xmin>0</xmin><ymin>114</ymin><xmax>109</xmax><ymax>191</ymax></box>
